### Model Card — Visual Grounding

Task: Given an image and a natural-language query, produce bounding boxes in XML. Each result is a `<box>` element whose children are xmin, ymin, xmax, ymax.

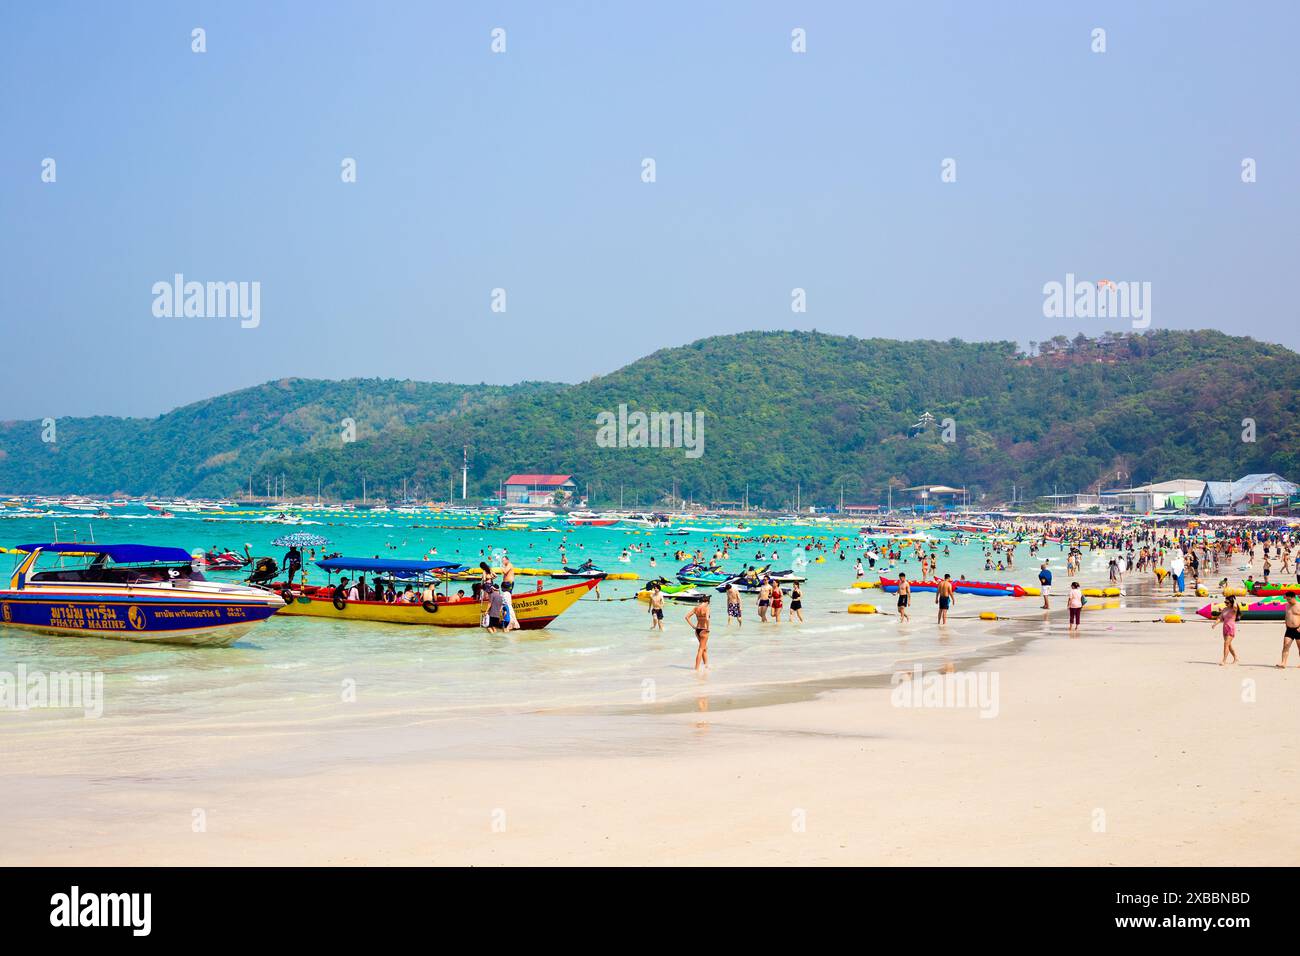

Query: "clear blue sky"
<box><xmin>2</xmin><ymin>1</ymin><xmax>1296</xmax><ymax>418</ymax></box>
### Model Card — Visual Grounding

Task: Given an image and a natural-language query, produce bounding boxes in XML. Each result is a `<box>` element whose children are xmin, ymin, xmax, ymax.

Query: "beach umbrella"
<box><xmin>271</xmin><ymin>532</ymin><xmax>329</xmax><ymax>548</ymax></box>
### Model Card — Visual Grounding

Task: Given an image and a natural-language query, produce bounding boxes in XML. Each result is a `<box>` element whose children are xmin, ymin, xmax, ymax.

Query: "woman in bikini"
<box><xmin>686</xmin><ymin>596</ymin><xmax>711</xmax><ymax>671</ymax></box>
<box><xmin>1213</xmin><ymin>594</ymin><xmax>1239</xmax><ymax>666</ymax></box>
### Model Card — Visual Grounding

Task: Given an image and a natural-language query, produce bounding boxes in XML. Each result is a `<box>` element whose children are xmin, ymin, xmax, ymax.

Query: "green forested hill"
<box><xmin>3</xmin><ymin>331</ymin><xmax>1297</xmax><ymax>505</ymax></box>
<box><xmin>262</xmin><ymin>330</ymin><xmax>1300</xmax><ymax>508</ymax></box>
<box><xmin>0</xmin><ymin>378</ymin><xmax>561</xmax><ymax>497</ymax></box>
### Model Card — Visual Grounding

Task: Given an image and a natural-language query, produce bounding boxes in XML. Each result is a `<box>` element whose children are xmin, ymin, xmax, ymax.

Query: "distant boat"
<box><xmin>501</xmin><ymin>509</ymin><xmax>557</xmax><ymax>524</ymax></box>
<box><xmin>565</xmin><ymin>511</ymin><xmax>618</xmax><ymax>527</ymax></box>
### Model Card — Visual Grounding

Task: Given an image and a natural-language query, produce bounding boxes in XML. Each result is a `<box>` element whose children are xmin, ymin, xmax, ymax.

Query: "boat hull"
<box><xmin>276</xmin><ymin>578</ymin><xmax>596</xmax><ymax>629</ymax></box>
<box><xmin>0</xmin><ymin>592</ymin><xmax>282</xmax><ymax>646</ymax></box>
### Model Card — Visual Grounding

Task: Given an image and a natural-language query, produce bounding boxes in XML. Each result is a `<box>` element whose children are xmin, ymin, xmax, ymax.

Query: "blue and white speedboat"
<box><xmin>0</xmin><ymin>543</ymin><xmax>286</xmax><ymax>647</ymax></box>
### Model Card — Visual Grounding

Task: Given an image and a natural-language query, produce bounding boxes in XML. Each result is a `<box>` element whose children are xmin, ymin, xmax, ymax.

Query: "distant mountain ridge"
<box><xmin>0</xmin><ymin>377</ymin><xmax>562</xmax><ymax>497</ymax></box>
<box><xmin>2</xmin><ymin>331</ymin><xmax>1297</xmax><ymax>506</ymax></box>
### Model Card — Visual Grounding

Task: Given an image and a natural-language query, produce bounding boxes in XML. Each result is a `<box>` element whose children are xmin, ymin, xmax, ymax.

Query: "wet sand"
<box><xmin>4</xmin><ymin>565</ymin><xmax>1297</xmax><ymax>866</ymax></box>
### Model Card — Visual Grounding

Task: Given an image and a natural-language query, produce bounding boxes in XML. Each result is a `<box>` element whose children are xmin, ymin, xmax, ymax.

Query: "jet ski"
<box><xmin>552</xmin><ymin>560</ymin><xmax>608</xmax><ymax>580</ymax></box>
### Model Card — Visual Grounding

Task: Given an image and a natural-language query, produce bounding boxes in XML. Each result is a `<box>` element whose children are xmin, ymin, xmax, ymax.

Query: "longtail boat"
<box><xmin>274</xmin><ymin>556</ymin><xmax>596</xmax><ymax>629</ymax></box>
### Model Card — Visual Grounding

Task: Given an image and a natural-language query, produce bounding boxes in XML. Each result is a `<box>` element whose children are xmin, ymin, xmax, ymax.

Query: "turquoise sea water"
<box><xmin>0</xmin><ymin>509</ymin><xmax>1063</xmax><ymax>732</ymax></box>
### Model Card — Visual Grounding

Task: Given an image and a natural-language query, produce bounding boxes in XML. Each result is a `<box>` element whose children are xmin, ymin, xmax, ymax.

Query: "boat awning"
<box><xmin>16</xmin><ymin>542</ymin><xmax>195</xmax><ymax>564</ymax></box>
<box><xmin>315</xmin><ymin>557</ymin><xmax>466</xmax><ymax>578</ymax></box>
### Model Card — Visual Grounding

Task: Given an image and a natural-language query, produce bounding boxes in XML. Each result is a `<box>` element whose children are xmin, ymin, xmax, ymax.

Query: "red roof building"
<box><xmin>504</xmin><ymin>474</ymin><xmax>577</xmax><ymax>505</ymax></box>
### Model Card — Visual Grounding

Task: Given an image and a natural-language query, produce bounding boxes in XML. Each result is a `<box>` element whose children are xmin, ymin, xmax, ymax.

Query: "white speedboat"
<box><xmin>0</xmin><ymin>543</ymin><xmax>285</xmax><ymax>646</ymax></box>
<box><xmin>501</xmin><ymin>509</ymin><xmax>557</xmax><ymax>524</ymax></box>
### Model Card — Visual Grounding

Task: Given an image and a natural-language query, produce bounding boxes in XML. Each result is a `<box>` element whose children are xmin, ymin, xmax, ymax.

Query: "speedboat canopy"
<box><xmin>17</xmin><ymin>542</ymin><xmax>194</xmax><ymax>564</ymax></box>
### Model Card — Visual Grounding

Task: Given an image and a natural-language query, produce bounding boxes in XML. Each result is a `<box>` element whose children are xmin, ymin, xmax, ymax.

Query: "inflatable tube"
<box><xmin>878</xmin><ymin>576</ymin><xmax>1026</xmax><ymax>597</ymax></box>
<box><xmin>605</xmin><ymin>572</ymin><xmax>640</xmax><ymax>581</ymax></box>
<box><xmin>1247</xmin><ymin>580</ymin><xmax>1300</xmax><ymax>596</ymax></box>
<box><xmin>1198</xmin><ymin>598</ymin><xmax>1288</xmax><ymax>621</ymax></box>
<box><xmin>847</xmin><ymin>603</ymin><xmax>877</xmax><ymax>614</ymax></box>
<box><xmin>851</xmin><ymin>580</ymin><xmax>877</xmax><ymax>589</ymax></box>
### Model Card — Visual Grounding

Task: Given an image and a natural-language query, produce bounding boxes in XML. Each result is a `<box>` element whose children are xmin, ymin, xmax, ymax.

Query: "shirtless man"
<box><xmin>897</xmin><ymin>572</ymin><xmax>911</xmax><ymax>623</ymax></box>
<box><xmin>1279</xmin><ymin>594</ymin><xmax>1300</xmax><ymax>668</ymax></box>
<box><xmin>685</xmin><ymin>596</ymin><xmax>711</xmax><ymax>671</ymax></box>
<box><xmin>648</xmin><ymin>582</ymin><xmax>665</xmax><ymax>631</ymax></box>
<box><xmin>500</xmin><ymin>554</ymin><xmax>515</xmax><ymax>593</ymax></box>
<box><xmin>936</xmin><ymin>573</ymin><xmax>954</xmax><ymax>625</ymax></box>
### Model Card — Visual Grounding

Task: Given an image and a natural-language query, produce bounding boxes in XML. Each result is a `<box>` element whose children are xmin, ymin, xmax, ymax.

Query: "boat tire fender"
<box><xmin>333</xmin><ymin>594</ymin><xmax>347</xmax><ymax>611</ymax></box>
<box><xmin>422</xmin><ymin>600</ymin><xmax>439</xmax><ymax>613</ymax></box>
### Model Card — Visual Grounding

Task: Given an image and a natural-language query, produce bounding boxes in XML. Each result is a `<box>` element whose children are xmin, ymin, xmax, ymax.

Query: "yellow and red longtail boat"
<box><xmin>274</xmin><ymin>556</ymin><xmax>596</xmax><ymax>629</ymax></box>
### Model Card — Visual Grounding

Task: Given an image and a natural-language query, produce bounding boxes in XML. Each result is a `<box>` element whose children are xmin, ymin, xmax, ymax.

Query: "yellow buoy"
<box><xmin>847</xmin><ymin>603</ymin><xmax>878</xmax><ymax>614</ymax></box>
<box><xmin>1102</xmin><ymin>587</ymin><xmax>1121</xmax><ymax>597</ymax></box>
<box><xmin>1164</xmin><ymin>614</ymin><xmax>1182</xmax><ymax>624</ymax></box>
<box><xmin>851</xmin><ymin>580</ymin><xmax>877</xmax><ymax>589</ymax></box>
<box><xmin>1195</xmin><ymin>587</ymin><xmax>1208</xmax><ymax>597</ymax></box>
<box><xmin>1021</xmin><ymin>586</ymin><xmax>1041</xmax><ymax>596</ymax></box>
<box><xmin>1223</xmin><ymin>587</ymin><xmax>1248</xmax><ymax>597</ymax></box>
<box><xmin>605</xmin><ymin>572</ymin><xmax>640</xmax><ymax>580</ymax></box>
<box><xmin>979</xmin><ymin>611</ymin><xmax>998</xmax><ymax>621</ymax></box>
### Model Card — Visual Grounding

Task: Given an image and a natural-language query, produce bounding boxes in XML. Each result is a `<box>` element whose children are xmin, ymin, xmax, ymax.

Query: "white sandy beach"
<box><xmin>4</xmin><ymin>576</ymin><xmax>1298</xmax><ymax>867</ymax></box>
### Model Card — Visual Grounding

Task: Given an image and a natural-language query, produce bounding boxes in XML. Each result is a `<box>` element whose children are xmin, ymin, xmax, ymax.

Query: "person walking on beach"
<box><xmin>897</xmin><ymin>573</ymin><xmax>911</xmax><ymax>622</ymax></box>
<box><xmin>855</xmin><ymin>558</ymin><xmax>864</xmax><ymax>580</ymax></box>
<box><xmin>686</xmin><ymin>596</ymin><xmax>711</xmax><ymax>671</ymax></box>
<box><xmin>648</xmin><ymin>582</ymin><xmax>665</xmax><ymax>631</ymax></box>
<box><xmin>936</xmin><ymin>574</ymin><xmax>954</xmax><ymax>625</ymax></box>
<box><xmin>725</xmin><ymin>580</ymin><xmax>743</xmax><ymax>627</ymax></box>
<box><xmin>1212</xmin><ymin>595</ymin><xmax>1239</xmax><ymax>666</ymax></box>
<box><xmin>1067</xmin><ymin>581</ymin><xmax>1083</xmax><ymax>634</ymax></box>
<box><xmin>1279</xmin><ymin>594</ymin><xmax>1300</xmax><ymax>668</ymax></box>
<box><xmin>1038</xmin><ymin>561</ymin><xmax>1053</xmax><ymax>609</ymax></box>
<box><xmin>770</xmin><ymin>582</ymin><xmax>784</xmax><ymax>622</ymax></box>
<box><xmin>788</xmin><ymin>582</ymin><xmax>803</xmax><ymax>623</ymax></box>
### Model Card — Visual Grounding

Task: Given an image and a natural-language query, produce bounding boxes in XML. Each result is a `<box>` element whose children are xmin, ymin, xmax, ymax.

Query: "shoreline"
<box><xmin>6</xmin><ymin>562</ymin><xmax>1297</xmax><ymax>865</ymax></box>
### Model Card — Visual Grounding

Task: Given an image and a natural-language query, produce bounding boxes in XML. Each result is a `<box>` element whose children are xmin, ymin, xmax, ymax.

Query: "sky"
<box><xmin>1</xmin><ymin>0</ymin><xmax>1297</xmax><ymax>419</ymax></box>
